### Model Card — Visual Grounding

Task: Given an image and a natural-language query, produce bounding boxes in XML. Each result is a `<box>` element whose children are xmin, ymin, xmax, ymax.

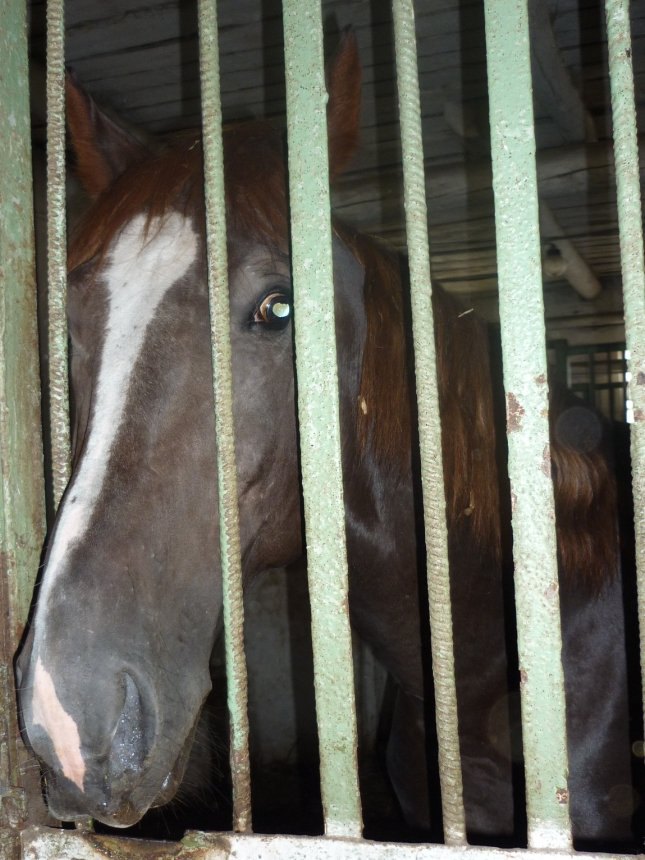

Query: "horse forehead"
<box><xmin>106</xmin><ymin>212</ymin><xmax>199</xmax><ymax>291</ymax></box>
<box><xmin>36</xmin><ymin>212</ymin><xmax>199</xmax><ymax>607</ymax></box>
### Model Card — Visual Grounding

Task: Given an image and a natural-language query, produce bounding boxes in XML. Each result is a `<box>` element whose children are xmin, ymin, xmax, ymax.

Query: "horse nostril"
<box><xmin>108</xmin><ymin>672</ymin><xmax>155</xmax><ymax>781</ymax></box>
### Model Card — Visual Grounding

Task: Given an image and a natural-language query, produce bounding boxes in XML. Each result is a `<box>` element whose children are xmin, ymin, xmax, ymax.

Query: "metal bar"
<box><xmin>0</xmin><ymin>1</ymin><xmax>47</xmax><ymax>855</ymax></box>
<box><xmin>605</xmin><ymin>352</ymin><xmax>614</xmax><ymax>421</ymax></box>
<box><xmin>20</xmin><ymin>825</ymin><xmax>645</xmax><ymax>860</ymax></box>
<box><xmin>46</xmin><ymin>0</ymin><xmax>71</xmax><ymax>506</ymax></box>
<box><xmin>46</xmin><ymin>2</ymin><xmax>95</xmax><ymax>836</ymax></box>
<box><xmin>483</xmin><ymin>0</ymin><xmax>571</xmax><ymax>850</ymax></box>
<box><xmin>603</xmin><ymin>0</ymin><xmax>645</xmax><ymax>719</ymax></box>
<box><xmin>282</xmin><ymin>0</ymin><xmax>363</xmax><ymax>838</ymax></box>
<box><xmin>391</xmin><ymin>0</ymin><xmax>466</xmax><ymax>845</ymax></box>
<box><xmin>0</xmin><ymin>0</ymin><xmax>46</xmax><ymax>649</ymax></box>
<box><xmin>197</xmin><ymin>0</ymin><xmax>252</xmax><ymax>833</ymax></box>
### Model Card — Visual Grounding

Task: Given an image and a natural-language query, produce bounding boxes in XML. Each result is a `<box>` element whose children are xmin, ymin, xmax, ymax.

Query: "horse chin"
<box><xmin>150</xmin><ymin>728</ymin><xmax>196</xmax><ymax>810</ymax></box>
<box><xmin>43</xmin><ymin>769</ymin><xmax>147</xmax><ymax>829</ymax></box>
<box><xmin>42</xmin><ymin>722</ymin><xmax>199</xmax><ymax>828</ymax></box>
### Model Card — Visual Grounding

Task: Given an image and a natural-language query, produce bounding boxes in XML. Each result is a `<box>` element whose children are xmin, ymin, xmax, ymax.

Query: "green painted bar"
<box><xmin>0</xmin><ymin>0</ymin><xmax>45</xmax><ymax>639</ymax></box>
<box><xmin>197</xmin><ymin>0</ymin><xmax>252</xmax><ymax>833</ymax></box>
<box><xmin>282</xmin><ymin>0</ymin><xmax>363</xmax><ymax>838</ymax></box>
<box><xmin>603</xmin><ymin>0</ymin><xmax>645</xmax><ymax>720</ymax></box>
<box><xmin>0</xmin><ymin>0</ymin><xmax>46</xmax><ymax>853</ymax></box>
<box><xmin>391</xmin><ymin>0</ymin><xmax>466</xmax><ymax>846</ymax></box>
<box><xmin>483</xmin><ymin>0</ymin><xmax>571</xmax><ymax>849</ymax></box>
<box><xmin>46</xmin><ymin>0</ymin><xmax>70</xmax><ymax>506</ymax></box>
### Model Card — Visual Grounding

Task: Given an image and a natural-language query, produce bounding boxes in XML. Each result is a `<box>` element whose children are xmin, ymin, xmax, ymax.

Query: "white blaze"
<box><xmin>32</xmin><ymin>657</ymin><xmax>85</xmax><ymax>790</ymax></box>
<box><xmin>30</xmin><ymin>213</ymin><xmax>197</xmax><ymax>785</ymax></box>
<box><xmin>38</xmin><ymin>213</ymin><xmax>198</xmax><ymax>602</ymax></box>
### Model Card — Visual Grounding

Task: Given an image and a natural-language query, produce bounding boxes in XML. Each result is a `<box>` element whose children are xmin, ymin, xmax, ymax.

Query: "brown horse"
<box><xmin>16</xmin><ymin>38</ymin><xmax>636</xmax><ymax>847</ymax></box>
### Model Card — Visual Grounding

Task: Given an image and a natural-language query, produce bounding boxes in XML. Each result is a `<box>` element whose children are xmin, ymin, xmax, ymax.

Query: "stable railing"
<box><xmin>0</xmin><ymin>0</ymin><xmax>642</xmax><ymax>858</ymax></box>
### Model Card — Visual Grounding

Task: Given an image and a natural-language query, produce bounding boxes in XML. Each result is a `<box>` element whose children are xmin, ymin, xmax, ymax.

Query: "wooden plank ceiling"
<box><xmin>28</xmin><ymin>0</ymin><xmax>645</xmax><ymax>346</ymax></box>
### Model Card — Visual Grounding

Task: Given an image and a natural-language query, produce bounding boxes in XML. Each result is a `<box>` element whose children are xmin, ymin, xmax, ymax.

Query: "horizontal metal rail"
<box><xmin>20</xmin><ymin>827</ymin><xmax>645</xmax><ymax>859</ymax></box>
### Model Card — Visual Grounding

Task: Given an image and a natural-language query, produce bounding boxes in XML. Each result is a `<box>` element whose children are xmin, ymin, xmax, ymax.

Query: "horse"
<box><xmin>16</xmin><ymin>36</ymin><xmax>637</xmax><ymax>847</ymax></box>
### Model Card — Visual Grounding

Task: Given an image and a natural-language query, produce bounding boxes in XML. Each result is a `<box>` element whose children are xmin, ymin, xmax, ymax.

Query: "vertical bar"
<box><xmin>391</xmin><ymin>0</ymin><xmax>466</xmax><ymax>845</ymax></box>
<box><xmin>604</xmin><ymin>0</ymin><xmax>645</xmax><ymax>725</ymax></box>
<box><xmin>483</xmin><ymin>0</ymin><xmax>572</xmax><ymax>850</ymax></box>
<box><xmin>623</xmin><ymin>350</ymin><xmax>629</xmax><ymax>421</ymax></box>
<box><xmin>46</xmin><ymin>0</ymin><xmax>70</xmax><ymax>505</ymax></box>
<box><xmin>282</xmin><ymin>0</ymin><xmax>363</xmax><ymax>838</ymax></box>
<box><xmin>197</xmin><ymin>0</ymin><xmax>252</xmax><ymax>833</ymax></box>
<box><xmin>47</xmin><ymin>3</ymin><xmax>92</xmax><ymax>832</ymax></box>
<box><xmin>0</xmin><ymin>0</ymin><xmax>46</xmax><ymax>854</ymax></box>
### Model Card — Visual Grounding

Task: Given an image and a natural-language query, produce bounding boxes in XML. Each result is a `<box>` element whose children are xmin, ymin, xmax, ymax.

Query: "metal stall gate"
<box><xmin>0</xmin><ymin>0</ymin><xmax>643</xmax><ymax>857</ymax></box>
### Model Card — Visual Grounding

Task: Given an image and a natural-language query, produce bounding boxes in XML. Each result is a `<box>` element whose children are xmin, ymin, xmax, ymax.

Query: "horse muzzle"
<box><xmin>16</xmin><ymin>653</ymin><xmax>191</xmax><ymax>827</ymax></box>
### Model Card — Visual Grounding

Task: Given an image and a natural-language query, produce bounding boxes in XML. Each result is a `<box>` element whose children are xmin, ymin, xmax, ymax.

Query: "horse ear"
<box><xmin>66</xmin><ymin>74</ymin><xmax>149</xmax><ymax>197</ymax></box>
<box><xmin>327</xmin><ymin>31</ymin><xmax>361</xmax><ymax>179</ymax></box>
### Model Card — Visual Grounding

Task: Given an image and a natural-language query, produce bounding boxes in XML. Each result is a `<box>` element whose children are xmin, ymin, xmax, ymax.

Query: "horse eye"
<box><xmin>253</xmin><ymin>291</ymin><xmax>292</xmax><ymax>330</ymax></box>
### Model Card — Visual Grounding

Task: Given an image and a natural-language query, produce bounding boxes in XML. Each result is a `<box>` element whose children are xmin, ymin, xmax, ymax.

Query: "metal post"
<box><xmin>198</xmin><ymin>0</ymin><xmax>252</xmax><ymax>833</ymax></box>
<box><xmin>0</xmin><ymin>0</ymin><xmax>46</xmax><ymax>855</ymax></box>
<box><xmin>46</xmin><ymin>0</ymin><xmax>70</xmax><ymax>505</ymax></box>
<box><xmin>392</xmin><ymin>0</ymin><xmax>466</xmax><ymax>845</ymax></box>
<box><xmin>483</xmin><ymin>0</ymin><xmax>571</xmax><ymax>849</ymax></box>
<box><xmin>603</xmin><ymin>0</ymin><xmax>645</xmax><ymax>721</ymax></box>
<box><xmin>282</xmin><ymin>0</ymin><xmax>363</xmax><ymax>838</ymax></box>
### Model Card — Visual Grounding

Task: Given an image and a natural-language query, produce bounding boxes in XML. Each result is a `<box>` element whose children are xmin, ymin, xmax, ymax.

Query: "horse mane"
<box><xmin>68</xmin><ymin>120</ymin><xmax>288</xmax><ymax>272</ymax></box>
<box><xmin>67</xmin><ymin>121</ymin><xmax>619</xmax><ymax>588</ymax></box>
<box><xmin>68</xmin><ymin>134</ymin><xmax>202</xmax><ymax>271</ymax></box>
<box><xmin>335</xmin><ymin>225</ymin><xmax>502</xmax><ymax>556</ymax></box>
<box><xmin>334</xmin><ymin>226</ymin><xmax>621</xmax><ymax>586</ymax></box>
<box><xmin>549</xmin><ymin>386</ymin><xmax>620</xmax><ymax>591</ymax></box>
<box><xmin>432</xmin><ymin>287</ymin><xmax>502</xmax><ymax>553</ymax></box>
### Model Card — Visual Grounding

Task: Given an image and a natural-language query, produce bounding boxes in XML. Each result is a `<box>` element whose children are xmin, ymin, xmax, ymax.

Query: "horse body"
<box><xmin>16</xmin><ymin>39</ymin><xmax>635</xmax><ymax>846</ymax></box>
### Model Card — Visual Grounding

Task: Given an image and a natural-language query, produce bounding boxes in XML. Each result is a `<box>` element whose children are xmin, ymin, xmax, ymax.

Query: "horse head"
<box><xmin>17</xmin><ymin>37</ymin><xmax>363</xmax><ymax>826</ymax></box>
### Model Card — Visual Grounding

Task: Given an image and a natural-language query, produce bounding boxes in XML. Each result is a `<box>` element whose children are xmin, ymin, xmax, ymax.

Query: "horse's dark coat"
<box><xmin>16</xmin><ymin>37</ymin><xmax>637</xmax><ymax>847</ymax></box>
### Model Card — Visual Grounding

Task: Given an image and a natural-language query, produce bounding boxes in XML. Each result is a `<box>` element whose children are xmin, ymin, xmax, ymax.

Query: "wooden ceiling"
<box><xmin>28</xmin><ymin>0</ymin><xmax>645</xmax><ymax>346</ymax></box>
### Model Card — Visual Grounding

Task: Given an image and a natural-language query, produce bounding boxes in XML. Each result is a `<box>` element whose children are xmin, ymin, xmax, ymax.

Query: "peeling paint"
<box><xmin>556</xmin><ymin>788</ymin><xmax>570</xmax><ymax>805</ymax></box>
<box><xmin>540</xmin><ymin>444</ymin><xmax>552</xmax><ymax>479</ymax></box>
<box><xmin>505</xmin><ymin>392</ymin><xmax>525</xmax><ymax>432</ymax></box>
<box><xmin>544</xmin><ymin>581</ymin><xmax>559</xmax><ymax>602</ymax></box>
<box><xmin>510</xmin><ymin>490</ymin><xmax>517</xmax><ymax>514</ymax></box>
